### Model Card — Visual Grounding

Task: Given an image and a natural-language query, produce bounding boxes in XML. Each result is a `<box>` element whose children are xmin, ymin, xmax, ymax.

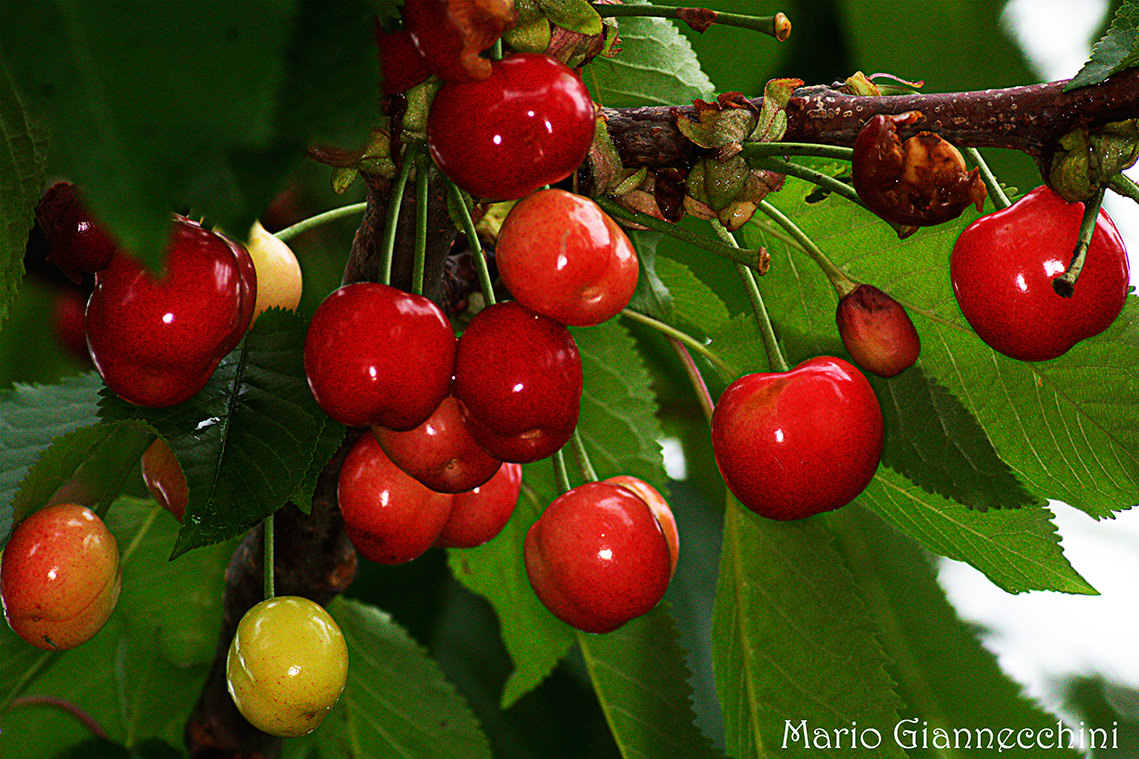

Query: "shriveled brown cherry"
<box><xmin>852</xmin><ymin>111</ymin><xmax>986</xmax><ymax>235</ymax></box>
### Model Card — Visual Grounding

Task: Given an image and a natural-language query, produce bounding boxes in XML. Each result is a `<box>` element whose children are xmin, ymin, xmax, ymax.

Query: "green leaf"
<box><xmin>0</xmin><ymin>2</ymin><xmax>379</xmax><ymax>269</ymax></box>
<box><xmin>873</xmin><ymin>366</ymin><xmax>1040</xmax><ymax>511</ymax></box>
<box><xmin>712</xmin><ymin>498</ymin><xmax>905</xmax><ymax>759</ymax></box>
<box><xmin>655</xmin><ymin>252</ymin><xmax>732</xmax><ymax>335</ymax></box>
<box><xmin>99</xmin><ymin>309</ymin><xmax>345</xmax><ymax>557</ymax></box>
<box><xmin>301</xmin><ymin>597</ymin><xmax>493</xmax><ymax>759</ymax></box>
<box><xmin>0</xmin><ymin>373</ymin><xmax>103</xmax><ymax>538</ymax></box>
<box><xmin>1068</xmin><ymin>0</ymin><xmax>1139</xmax><ymax>90</ymax></box>
<box><xmin>578</xmin><ymin>606</ymin><xmax>724</xmax><ymax>759</ymax></box>
<box><xmin>626</xmin><ymin>231</ymin><xmax>675</xmax><ymax>322</ymax></box>
<box><xmin>861</xmin><ymin>466</ymin><xmax>1095</xmax><ymax>595</ymax></box>
<box><xmin>0</xmin><ymin>61</ymin><xmax>46</xmax><ymax>329</ymax></box>
<box><xmin>10</xmin><ymin>420</ymin><xmax>153</xmax><ymax>529</ymax></box>
<box><xmin>746</xmin><ymin>168</ymin><xmax>1139</xmax><ymax>521</ymax></box>
<box><xmin>831</xmin><ymin>506</ymin><xmax>1084</xmax><ymax>759</ymax></box>
<box><xmin>585</xmin><ymin>0</ymin><xmax>713</xmax><ymax>107</ymax></box>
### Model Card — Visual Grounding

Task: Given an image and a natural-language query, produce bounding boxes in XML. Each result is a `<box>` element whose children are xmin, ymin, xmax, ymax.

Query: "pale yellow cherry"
<box><xmin>245</xmin><ymin>221</ymin><xmax>302</xmax><ymax>318</ymax></box>
<box><xmin>226</xmin><ymin>596</ymin><xmax>348</xmax><ymax>737</ymax></box>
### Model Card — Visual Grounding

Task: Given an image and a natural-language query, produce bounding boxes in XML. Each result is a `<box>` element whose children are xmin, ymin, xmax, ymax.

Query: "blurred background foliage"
<box><xmin>4</xmin><ymin>1</ymin><xmax>1137</xmax><ymax>757</ymax></box>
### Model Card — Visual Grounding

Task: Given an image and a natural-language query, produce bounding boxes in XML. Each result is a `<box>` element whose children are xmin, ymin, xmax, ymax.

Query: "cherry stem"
<box><xmin>593</xmin><ymin>4</ymin><xmax>791</xmax><ymax>41</ymax></box>
<box><xmin>380</xmin><ymin>141</ymin><xmax>422</xmax><ymax>287</ymax></box>
<box><xmin>8</xmin><ymin>695</ymin><xmax>110</xmax><ymax>740</ymax></box>
<box><xmin>741</xmin><ymin>142</ymin><xmax>853</xmax><ymax>162</ymax></box>
<box><xmin>668</xmin><ymin>338</ymin><xmax>715</xmax><ymax>423</ymax></box>
<box><xmin>595</xmin><ymin>195</ymin><xmax>768</xmax><ymax>272</ymax></box>
<box><xmin>749</xmin><ymin>155</ymin><xmax>863</xmax><ymax>207</ymax></box>
<box><xmin>758</xmin><ymin>199</ymin><xmax>858</xmax><ymax>297</ymax></box>
<box><xmin>570</xmin><ymin>428</ymin><xmax>600</xmax><ymax>482</ymax></box>
<box><xmin>964</xmin><ymin>147</ymin><xmax>1011</xmax><ymax>209</ymax></box>
<box><xmin>620</xmin><ymin>307</ymin><xmax>734</xmax><ymax>377</ymax></box>
<box><xmin>553</xmin><ymin>449</ymin><xmax>573</xmax><ymax>494</ymax></box>
<box><xmin>1108</xmin><ymin>171</ymin><xmax>1139</xmax><ymax>206</ymax></box>
<box><xmin>1053</xmin><ymin>186</ymin><xmax>1105</xmax><ymax>298</ymax></box>
<box><xmin>413</xmin><ymin>152</ymin><xmax>430</xmax><ymax>296</ymax></box>
<box><xmin>446</xmin><ymin>180</ymin><xmax>497</xmax><ymax>305</ymax></box>
<box><xmin>713</xmin><ymin>222</ymin><xmax>790</xmax><ymax>373</ymax></box>
<box><xmin>263</xmin><ymin>513</ymin><xmax>276</xmax><ymax>600</ymax></box>
<box><xmin>273</xmin><ymin>202</ymin><xmax>368</xmax><ymax>243</ymax></box>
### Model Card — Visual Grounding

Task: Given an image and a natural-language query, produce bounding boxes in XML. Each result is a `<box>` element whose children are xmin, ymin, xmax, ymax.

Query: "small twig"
<box><xmin>593</xmin><ymin>4</ymin><xmax>791</xmax><ymax>40</ymax></box>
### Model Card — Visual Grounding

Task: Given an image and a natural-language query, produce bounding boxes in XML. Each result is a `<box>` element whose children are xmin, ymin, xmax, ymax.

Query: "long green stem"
<box><xmin>274</xmin><ymin>202</ymin><xmax>368</xmax><ymax>242</ymax></box>
<box><xmin>668</xmin><ymin>338</ymin><xmax>716</xmax><ymax>421</ymax></box>
<box><xmin>595</xmin><ymin>195</ymin><xmax>768</xmax><ymax>272</ymax></box>
<box><xmin>570</xmin><ymin>429</ymin><xmax>599</xmax><ymax>483</ymax></box>
<box><xmin>263</xmin><ymin>514</ymin><xmax>276</xmax><ymax>601</ymax></box>
<box><xmin>758</xmin><ymin>199</ymin><xmax>858</xmax><ymax>297</ymax></box>
<box><xmin>749</xmin><ymin>155</ymin><xmax>863</xmax><ymax>207</ymax></box>
<box><xmin>1053</xmin><ymin>186</ymin><xmax>1105</xmax><ymax>297</ymax></box>
<box><xmin>593</xmin><ymin>3</ymin><xmax>791</xmax><ymax>40</ymax></box>
<box><xmin>964</xmin><ymin>147</ymin><xmax>1011</xmax><ymax>209</ymax></box>
<box><xmin>713</xmin><ymin>222</ymin><xmax>789</xmax><ymax>373</ymax></box>
<box><xmin>413</xmin><ymin>153</ymin><xmax>430</xmax><ymax>296</ymax></box>
<box><xmin>741</xmin><ymin>142</ymin><xmax>853</xmax><ymax>162</ymax></box>
<box><xmin>620</xmin><ymin>308</ymin><xmax>734</xmax><ymax>377</ymax></box>
<box><xmin>446</xmin><ymin>180</ymin><xmax>497</xmax><ymax>305</ymax></box>
<box><xmin>380</xmin><ymin>142</ymin><xmax>422</xmax><ymax>286</ymax></box>
<box><xmin>553</xmin><ymin>449</ymin><xmax>572</xmax><ymax>494</ymax></box>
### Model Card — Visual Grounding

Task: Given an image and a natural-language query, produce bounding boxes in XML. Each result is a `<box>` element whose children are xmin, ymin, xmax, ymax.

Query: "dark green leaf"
<box><xmin>0</xmin><ymin>61</ymin><xmax>47</xmax><ymax>328</ymax></box>
<box><xmin>98</xmin><ymin>309</ymin><xmax>344</xmax><ymax>557</ymax></box>
<box><xmin>831</xmin><ymin>506</ymin><xmax>1083</xmax><ymax>759</ymax></box>
<box><xmin>626</xmin><ymin>231</ymin><xmax>674</xmax><ymax>322</ymax></box>
<box><xmin>712</xmin><ymin>498</ymin><xmax>905</xmax><ymax>759</ymax></box>
<box><xmin>585</xmin><ymin>0</ymin><xmax>713</xmax><ymax>107</ymax></box>
<box><xmin>0</xmin><ymin>372</ymin><xmax>103</xmax><ymax>538</ymax></box>
<box><xmin>578</xmin><ymin>606</ymin><xmax>724</xmax><ymax>759</ymax></box>
<box><xmin>873</xmin><ymin>366</ymin><xmax>1040</xmax><ymax>511</ymax></box>
<box><xmin>52</xmin><ymin>738</ymin><xmax>129</xmax><ymax>759</ymax></box>
<box><xmin>304</xmin><ymin>597</ymin><xmax>493</xmax><ymax>759</ymax></box>
<box><xmin>1068</xmin><ymin>0</ymin><xmax>1139</xmax><ymax>89</ymax></box>
<box><xmin>10</xmin><ymin>420</ymin><xmax>153</xmax><ymax>529</ymax></box>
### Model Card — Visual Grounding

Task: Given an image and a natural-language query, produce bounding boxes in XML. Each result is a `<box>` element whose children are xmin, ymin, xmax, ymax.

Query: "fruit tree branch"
<box><xmin>601</xmin><ymin>69</ymin><xmax>1139</xmax><ymax>170</ymax></box>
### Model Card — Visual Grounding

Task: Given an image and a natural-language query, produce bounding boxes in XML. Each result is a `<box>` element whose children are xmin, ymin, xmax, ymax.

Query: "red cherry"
<box><xmin>337</xmin><ymin>432</ymin><xmax>453</xmax><ymax>565</ymax></box>
<box><xmin>85</xmin><ymin>216</ymin><xmax>257</xmax><ymax>407</ymax></box>
<box><xmin>710</xmin><ymin>356</ymin><xmax>884</xmax><ymax>521</ymax></box>
<box><xmin>141</xmin><ymin>438</ymin><xmax>188</xmax><ymax>521</ymax></box>
<box><xmin>950</xmin><ymin>186</ymin><xmax>1130</xmax><ymax>362</ymax></box>
<box><xmin>835</xmin><ymin>284</ymin><xmax>921</xmax><ymax>377</ymax></box>
<box><xmin>435</xmin><ymin>461</ymin><xmax>522</xmax><ymax>549</ymax></box>
<box><xmin>603</xmin><ymin>475</ymin><xmax>678</xmax><ymax>579</ymax></box>
<box><xmin>304</xmin><ymin>282</ymin><xmax>456</xmax><ymax>430</ymax></box>
<box><xmin>35</xmin><ymin>182</ymin><xmax>119</xmax><ymax>281</ymax></box>
<box><xmin>452</xmin><ymin>301</ymin><xmax>582</xmax><ymax>463</ymax></box>
<box><xmin>51</xmin><ymin>285</ymin><xmax>91</xmax><ymax>361</ymax></box>
<box><xmin>426</xmin><ymin>53</ymin><xmax>596</xmax><ymax>201</ymax></box>
<box><xmin>524</xmin><ymin>480</ymin><xmax>672</xmax><ymax>634</ymax></box>
<box><xmin>373</xmin><ymin>395</ymin><xmax>502</xmax><ymax>493</ymax></box>
<box><xmin>495</xmin><ymin>189</ymin><xmax>639</xmax><ymax>327</ymax></box>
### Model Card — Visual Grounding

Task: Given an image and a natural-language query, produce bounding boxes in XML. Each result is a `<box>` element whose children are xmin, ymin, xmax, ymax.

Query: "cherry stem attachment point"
<box><xmin>964</xmin><ymin>147</ymin><xmax>1011</xmax><ymax>210</ymax></box>
<box><xmin>595</xmin><ymin>195</ymin><xmax>769</xmax><ymax>273</ymax></box>
<box><xmin>380</xmin><ymin>142</ymin><xmax>422</xmax><ymax>287</ymax></box>
<box><xmin>593</xmin><ymin>4</ymin><xmax>791</xmax><ymax>40</ymax></box>
<box><xmin>620</xmin><ymin>308</ymin><xmax>734</xmax><ymax>378</ymax></box>
<box><xmin>1053</xmin><ymin>186</ymin><xmax>1105</xmax><ymax>298</ymax></box>
<box><xmin>413</xmin><ymin>152</ymin><xmax>431</xmax><ymax>296</ymax></box>
<box><xmin>713</xmin><ymin>222</ymin><xmax>790</xmax><ymax>373</ymax></box>
<box><xmin>273</xmin><ymin>202</ymin><xmax>368</xmax><ymax>243</ymax></box>
<box><xmin>757</xmin><ymin>199</ymin><xmax>858</xmax><ymax>297</ymax></box>
<box><xmin>445</xmin><ymin>180</ymin><xmax>497</xmax><ymax>306</ymax></box>
<box><xmin>263</xmin><ymin>513</ymin><xmax>276</xmax><ymax>601</ymax></box>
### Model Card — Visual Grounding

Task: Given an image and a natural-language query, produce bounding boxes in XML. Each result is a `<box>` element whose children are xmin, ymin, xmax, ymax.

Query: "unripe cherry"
<box><xmin>835</xmin><ymin>284</ymin><xmax>921</xmax><ymax>377</ymax></box>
